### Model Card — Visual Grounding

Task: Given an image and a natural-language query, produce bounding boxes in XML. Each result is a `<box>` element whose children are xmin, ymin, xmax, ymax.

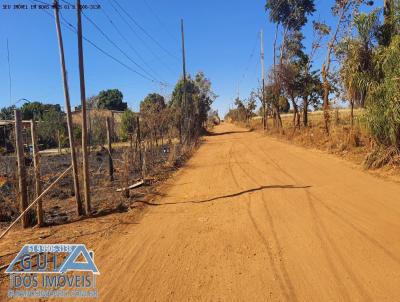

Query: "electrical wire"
<box><xmin>238</xmin><ymin>32</ymin><xmax>260</xmax><ymax>90</ymax></box>
<box><xmin>31</xmin><ymin>0</ymin><xmax>167</xmax><ymax>85</ymax></box>
<box><xmin>142</xmin><ymin>0</ymin><xmax>179</xmax><ymax>44</ymax></box>
<box><xmin>106</xmin><ymin>0</ymin><xmax>177</xmax><ymax>76</ymax></box>
<box><xmin>92</xmin><ymin>0</ymin><xmax>165</xmax><ymax>82</ymax></box>
<box><xmin>60</xmin><ymin>0</ymin><xmax>166</xmax><ymax>85</ymax></box>
<box><xmin>109</xmin><ymin>0</ymin><xmax>179</xmax><ymax>61</ymax></box>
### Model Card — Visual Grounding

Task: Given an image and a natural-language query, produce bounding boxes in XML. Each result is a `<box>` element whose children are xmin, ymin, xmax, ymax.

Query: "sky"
<box><xmin>0</xmin><ymin>0</ymin><xmax>381</xmax><ymax>117</ymax></box>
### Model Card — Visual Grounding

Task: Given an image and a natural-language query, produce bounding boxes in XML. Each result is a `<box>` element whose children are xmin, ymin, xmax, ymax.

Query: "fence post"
<box><xmin>57</xmin><ymin>129</ymin><xmax>61</xmax><ymax>154</ymax></box>
<box><xmin>106</xmin><ymin>117</ymin><xmax>114</xmax><ymax>181</ymax></box>
<box><xmin>136</xmin><ymin>116</ymin><xmax>142</xmax><ymax>169</ymax></box>
<box><xmin>122</xmin><ymin>151</ymin><xmax>129</xmax><ymax>198</ymax></box>
<box><xmin>14</xmin><ymin>110</ymin><xmax>29</xmax><ymax>228</ymax></box>
<box><xmin>31</xmin><ymin>120</ymin><xmax>44</xmax><ymax>226</ymax></box>
<box><xmin>142</xmin><ymin>144</ymin><xmax>147</xmax><ymax>180</ymax></box>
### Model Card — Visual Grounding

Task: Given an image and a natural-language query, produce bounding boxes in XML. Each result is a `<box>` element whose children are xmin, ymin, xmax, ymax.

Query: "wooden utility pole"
<box><xmin>261</xmin><ymin>29</ymin><xmax>267</xmax><ymax>131</ymax></box>
<box><xmin>31</xmin><ymin>119</ymin><xmax>43</xmax><ymax>226</ymax></box>
<box><xmin>181</xmin><ymin>19</ymin><xmax>188</xmax><ymax>144</ymax></box>
<box><xmin>53</xmin><ymin>0</ymin><xmax>83</xmax><ymax>216</ymax></box>
<box><xmin>14</xmin><ymin>110</ymin><xmax>29</xmax><ymax>228</ymax></box>
<box><xmin>77</xmin><ymin>0</ymin><xmax>91</xmax><ymax>215</ymax></box>
<box><xmin>106</xmin><ymin>117</ymin><xmax>114</xmax><ymax>181</ymax></box>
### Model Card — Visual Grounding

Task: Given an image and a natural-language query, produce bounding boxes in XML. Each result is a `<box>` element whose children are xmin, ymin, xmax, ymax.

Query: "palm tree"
<box><xmin>339</xmin><ymin>10</ymin><xmax>380</xmax><ymax>126</ymax></box>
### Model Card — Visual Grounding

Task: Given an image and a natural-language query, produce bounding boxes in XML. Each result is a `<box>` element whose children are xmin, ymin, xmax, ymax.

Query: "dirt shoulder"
<box><xmin>246</xmin><ymin>120</ymin><xmax>400</xmax><ymax>184</ymax></box>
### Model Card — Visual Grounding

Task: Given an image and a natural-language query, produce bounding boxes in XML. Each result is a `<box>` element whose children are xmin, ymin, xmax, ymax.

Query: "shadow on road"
<box><xmin>137</xmin><ymin>184</ymin><xmax>311</xmax><ymax>206</ymax></box>
<box><xmin>207</xmin><ymin>130</ymin><xmax>250</xmax><ymax>137</ymax></box>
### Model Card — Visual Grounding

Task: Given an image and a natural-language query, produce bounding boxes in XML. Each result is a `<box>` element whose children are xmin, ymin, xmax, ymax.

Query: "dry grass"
<box><xmin>0</xmin><ymin>141</ymin><xmax>194</xmax><ymax>226</ymax></box>
<box><xmin>248</xmin><ymin>109</ymin><xmax>399</xmax><ymax>173</ymax></box>
<box><xmin>364</xmin><ymin>146</ymin><xmax>400</xmax><ymax>169</ymax></box>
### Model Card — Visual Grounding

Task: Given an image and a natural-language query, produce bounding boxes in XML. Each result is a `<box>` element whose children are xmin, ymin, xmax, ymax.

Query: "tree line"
<box><xmin>0</xmin><ymin>71</ymin><xmax>217</xmax><ymax>153</ymax></box>
<box><xmin>227</xmin><ymin>0</ymin><xmax>400</xmax><ymax>162</ymax></box>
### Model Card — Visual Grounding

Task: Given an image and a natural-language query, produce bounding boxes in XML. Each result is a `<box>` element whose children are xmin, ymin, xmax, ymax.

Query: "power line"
<box><xmin>31</xmin><ymin>0</ymin><xmax>168</xmax><ymax>86</ymax></box>
<box><xmin>92</xmin><ymin>0</ymin><xmax>165</xmax><ymax>82</ymax></box>
<box><xmin>109</xmin><ymin>0</ymin><xmax>179</xmax><ymax>61</ymax></box>
<box><xmin>238</xmin><ymin>32</ymin><xmax>259</xmax><ymax>89</ymax></box>
<box><xmin>81</xmin><ymin>13</ymin><xmax>159</xmax><ymax>83</ymax></box>
<box><xmin>142</xmin><ymin>0</ymin><xmax>179</xmax><ymax>44</ymax></box>
<box><xmin>106</xmin><ymin>0</ymin><xmax>177</xmax><ymax>75</ymax></box>
<box><xmin>60</xmin><ymin>0</ymin><xmax>165</xmax><ymax>85</ymax></box>
<box><xmin>60</xmin><ymin>11</ymin><xmax>159</xmax><ymax>84</ymax></box>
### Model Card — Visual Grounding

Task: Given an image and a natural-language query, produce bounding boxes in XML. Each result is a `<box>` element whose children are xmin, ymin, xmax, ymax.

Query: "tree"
<box><xmin>318</xmin><ymin>0</ymin><xmax>369</xmax><ymax>135</ymax></box>
<box><xmin>141</xmin><ymin>93</ymin><xmax>166</xmax><ymax>113</ymax></box>
<box><xmin>170</xmin><ymin>72</ymin><xmax>216</xmax><ymax>142</ymax></box>
<box><xmin>0</xmin><ymin>105</ymin><xmax>16</xmax><ymax>120</ymax></box>
<box><xmin>265</xmin><ymin>0</ymin><xmax>316</xmax><ymax>129</ymax></box>
<box><xmin>140</xmin><ymin>93</ymin><xmax>166</xmax><ymax>144</ymax></box>
<box><xmin>97</xmin><ymin>89</ymin><xmax>127</xmax><ymax>111</ymax></box>
<box><xmin>265</xmin><ymin>0</ymin><xmax>315</xmax><ymax>31</ymax></box>
<box><xmin>279</xmin><ymin>31</ymin><xmax>307</xmax><ymax>128</ymax></box>
<box><xmin>37</xmin><ymin>107</ymin><xmax>66</xmax><ymax>149</ymax></box>
<box><xmin>245</xmin><ymin>93</ymin><xmax>257</xmax><ymax>124</ymax></box>
<box><xmin>20</xmin><ymin>101</ymin><xmax>62</xmax><ymax>120</ymax></box>
<box><xmin>297</xmin><ymin>21</ymin><xmax>327</xmax><ymax>127</ymax></box>
<box><xmin>278</xmin><ymin>96</ymin><xmax>290</xmax><ymax>113</ymax></box>
<box><xmin>298</xmin><ymin>69</ymin><xmax>323</xmax><ymax>126</ymax></box>
<box><xmin>119</xmin><ymin>109</ymin><xmax>136</xmax><ymax>142</ymax></box>
<box><xmin>225</xmin><ymin>96</ymin><xmax>256</xmax><ymax>124</ymax></box>
<box><xmin>194</xmin><ymin>72</ymin><xmax>217</xmax><ymax>132</ymax></box>
<box><xmin>338</xmin><ymin>10</ymin><xmax>380</xmax><ymax>126</ymax></box>
<box><xmin>170</xmin><ymin>76</ymin><xmax>198</xmax><ymax>142</ymax></box>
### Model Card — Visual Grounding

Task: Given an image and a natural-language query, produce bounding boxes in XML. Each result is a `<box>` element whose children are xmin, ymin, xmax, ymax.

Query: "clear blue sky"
<box><xmin>0</xmin><ymin>0</ymin><xmax>380</xmax><ymax>116</ymax></box>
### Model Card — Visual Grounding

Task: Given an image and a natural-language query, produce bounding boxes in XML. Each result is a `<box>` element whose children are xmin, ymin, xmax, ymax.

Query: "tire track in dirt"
<box><xmin>306</xmin><ymin>189</ymin><xmax>400</xmax><ymax>266</ymax></box>
<box><xmin>253</xmin><ymin>138</ymin><xmax>400</xmax><ymax>218</ymax></box>
<box><xmin>234</xmin><ymin>139</ymin><xmax>379</xmax><ymax>301</ymax></box>
<box><xmin>228</xmin><ymin>141</ymin><xmax>298</xmax><ymax>302</ymax></box>
<box><xmin>241</xmin><ymin>137</ymin><xmax>400</xmax><ymax>264</ymax></box>
<box><xmin>305</xmin><ymin>189</ymin><xmax>373</xmax><ymax>302</ymax></box>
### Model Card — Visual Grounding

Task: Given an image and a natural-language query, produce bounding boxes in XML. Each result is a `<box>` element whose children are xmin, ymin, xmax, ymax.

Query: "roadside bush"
<box><xmin>365</xmin><ymin>36</ymin><xmax>400</xmax><ymax>150</ymax></box>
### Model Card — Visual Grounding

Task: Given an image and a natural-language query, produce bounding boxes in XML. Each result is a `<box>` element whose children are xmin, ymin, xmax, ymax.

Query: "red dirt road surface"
<box><xmin>3</xmin><ymin>123</ymin><xmax>400</xmax><ymax>301</ymax></box>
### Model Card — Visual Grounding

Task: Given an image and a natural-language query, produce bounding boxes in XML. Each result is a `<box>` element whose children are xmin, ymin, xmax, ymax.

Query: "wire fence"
<box><xmin>0</xmin><ymin>114</ymin><xmax>189</xmax><ymax>229</ymax></box>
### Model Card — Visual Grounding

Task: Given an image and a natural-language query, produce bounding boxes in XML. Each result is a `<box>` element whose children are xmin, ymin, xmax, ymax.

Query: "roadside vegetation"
<box><xmin>226</xmin><ymin>0</ymin><xmax>400</xmax><ymax>170</ymax></box>
<box><xmin>0</xmin><ymin>72</ymin><xmax>218</xmax><ymax>224</ymax></box>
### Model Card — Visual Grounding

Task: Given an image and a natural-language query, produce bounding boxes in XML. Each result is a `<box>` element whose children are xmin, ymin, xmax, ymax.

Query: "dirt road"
<box><xmin>84</xmin><ymin>123</ymin><xmax>399</xmax><ymax>301</ymax></box>
<box><xmin>3</xmin><ymin>122</ymin><xmax>399</xmax><ymax>301</ymax></box>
